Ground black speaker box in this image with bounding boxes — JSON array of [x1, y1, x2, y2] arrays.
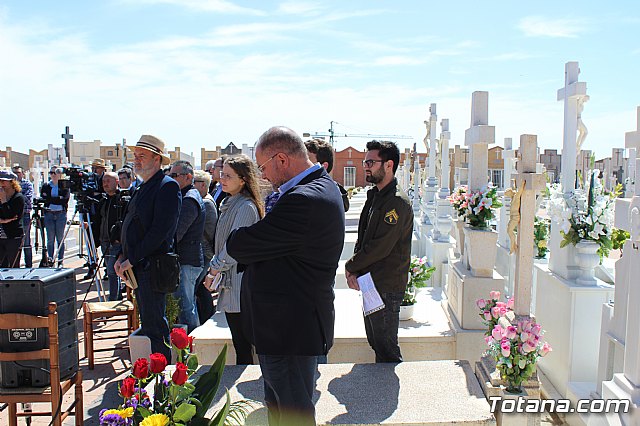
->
[[0, 268, 79, 387]]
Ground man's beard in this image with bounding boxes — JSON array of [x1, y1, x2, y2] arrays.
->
[[365, 167, 385, 184]]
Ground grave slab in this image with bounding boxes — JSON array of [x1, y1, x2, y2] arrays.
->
[[204, 360, 496, 425]]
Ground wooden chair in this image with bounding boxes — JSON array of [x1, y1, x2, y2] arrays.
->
[[0, 302, 83, 426], [83, 286, 138, 369]]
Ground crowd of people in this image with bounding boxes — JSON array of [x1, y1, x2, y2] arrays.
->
[[0, 128, 413, 426]]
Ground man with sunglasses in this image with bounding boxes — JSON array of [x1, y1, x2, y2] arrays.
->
[[206, 157, 227, 209], [169, 160, 206, 333], [345, 140, 413, 363], [227, 126, 345, 426]]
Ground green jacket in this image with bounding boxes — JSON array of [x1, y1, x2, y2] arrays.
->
[[345, 178, 413, 293]]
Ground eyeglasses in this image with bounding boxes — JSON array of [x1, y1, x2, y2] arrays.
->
[[257, 153, 280, 173], [169, 172, 187, 179], [194, 180, 205, 183], [219, 172, 240, 180], [362, 159, 386, 168]]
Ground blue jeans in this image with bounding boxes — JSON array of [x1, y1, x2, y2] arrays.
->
[[258, 354, 318, 426], [173, 264, 202, 333], [44, 211, 66, 262], [22, 213, 33, 267], [363, 291, 404, 363], [104, 243, 122, 301], [134, 262, 171, 361]]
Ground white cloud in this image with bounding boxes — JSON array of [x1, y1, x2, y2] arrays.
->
[[373, 55, 428, 66], [518, 15, 589, 38], [277, 1, 323, 16], [122, 0, 266, 15]]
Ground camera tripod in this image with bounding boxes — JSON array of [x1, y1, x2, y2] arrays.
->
[[54, 202, 106, 302], [32, 206, 52, 268]]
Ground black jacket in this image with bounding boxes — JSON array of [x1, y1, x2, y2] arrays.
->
[[120, 170, 181, 266], [0, 192, 25, 238], [345, 178, 413, 293], [40, 182, 70, 211], [227, 168, 345, 356]]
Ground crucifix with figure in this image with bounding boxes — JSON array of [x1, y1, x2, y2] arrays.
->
[[511, 134, 545, 317]]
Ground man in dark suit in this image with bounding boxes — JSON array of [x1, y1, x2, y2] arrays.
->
[[227, 126, 345, 426]]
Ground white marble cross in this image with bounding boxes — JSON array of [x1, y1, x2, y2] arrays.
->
[[512, 135, 546, 317], [502, 138, 516, 190], [439, 119, 451, 194], [557, 61, 588, 193], [427, 104, 438, 181], [625, 106, 640, 192], [464, 91, 495, 192]]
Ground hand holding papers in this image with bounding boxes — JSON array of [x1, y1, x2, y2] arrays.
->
[[123, 269, 138, 290], [357, 272, 385, 316]]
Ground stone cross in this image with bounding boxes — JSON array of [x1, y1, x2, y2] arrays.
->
[[439, 119, 451, 194], [512, 135, 546, 317], [61, 126, 73, 162], [626, 106, 640, 190], [413, 157, 422, 211], [557, 62, 588, 193], [502, 138, 516, 189], [464, 91, 495, 192], [403, 157, 411, 193], [427, 104, 438, 182]]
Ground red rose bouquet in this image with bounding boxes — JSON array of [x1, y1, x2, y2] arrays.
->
[[100, 327, 251, 425]]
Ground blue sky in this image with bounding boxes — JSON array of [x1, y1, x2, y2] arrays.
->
[[1, 0, 639, 164]]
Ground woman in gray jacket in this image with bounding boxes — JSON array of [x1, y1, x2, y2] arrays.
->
[[204, 154, 264, 364]]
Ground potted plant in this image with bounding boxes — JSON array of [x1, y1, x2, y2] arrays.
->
[[460, 186, 502, 277], [400, 256, 435, 321], [548, 173, 619, 284], [533, 216, 550, 259], [101, 329, 253, 425], [448, 185, 468, 256], [477, 291, 552, 394]]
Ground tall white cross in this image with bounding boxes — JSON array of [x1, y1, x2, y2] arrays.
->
[[464, 91, 495, 192], [502, 138, 516, 189], [428, 104, 438, 180], [439, 119, 451, 194], [512, 135, 546, 317], [625, 106, 640, 195], [557, 61, 588, 193]]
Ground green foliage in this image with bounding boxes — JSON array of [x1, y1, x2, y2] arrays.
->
[[403, 256, 435, 305], [533, 217, 550, 258], [612, 228, 630, 254], [166, 294, 181, 329]]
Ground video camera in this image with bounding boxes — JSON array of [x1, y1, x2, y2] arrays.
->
[[59, 166, 97, 195]]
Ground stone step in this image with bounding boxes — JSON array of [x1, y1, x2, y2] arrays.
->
[[204, 359, 495, 425], [191, 288, 455, 365]]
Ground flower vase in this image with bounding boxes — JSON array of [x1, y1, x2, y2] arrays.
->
[[399, 304, 415, 321], [575, 240, 600, 285], [504, 381, 523, 394], [463, 226, 498, 277]]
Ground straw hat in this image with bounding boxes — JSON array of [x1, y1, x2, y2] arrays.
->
[[134, 135, 172, 165], [90, 158, 107, 168]]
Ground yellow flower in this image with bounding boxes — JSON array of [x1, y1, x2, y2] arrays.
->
[[119, 407, 134, 418], [102, 407, 134, 419], [538, 240, 547, 249], [140, 413, 170, 426]]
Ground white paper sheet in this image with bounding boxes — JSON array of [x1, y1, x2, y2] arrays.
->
[[357, 272, 385, 316]]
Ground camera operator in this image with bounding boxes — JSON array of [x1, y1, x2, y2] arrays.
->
[[98, 172, 124, 301], [40, 167, 70, 267], [0, 170, 25, 268], [88, 158, 108, 250], [12, 165, 34, 267]]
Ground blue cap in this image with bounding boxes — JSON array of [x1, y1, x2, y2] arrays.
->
[[0, 170, 17, 181]]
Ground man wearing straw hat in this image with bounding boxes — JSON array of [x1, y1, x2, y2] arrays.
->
[[115, 135, 181, 360]]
